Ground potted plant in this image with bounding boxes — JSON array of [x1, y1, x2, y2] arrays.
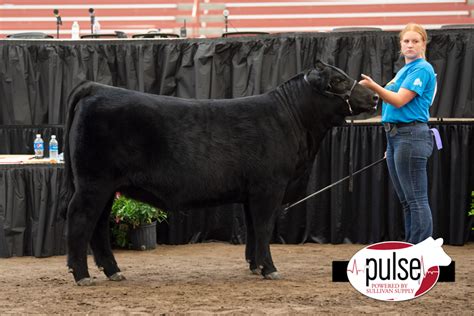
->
[[110, 193, 167, 250]]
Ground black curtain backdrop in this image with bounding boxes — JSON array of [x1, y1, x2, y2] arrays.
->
[[0, 164, 66, 257], [158, 123, 474, 247], [1, 123, 472, 257], [0, 29, 473, 126], [0, 30, 473, 257]]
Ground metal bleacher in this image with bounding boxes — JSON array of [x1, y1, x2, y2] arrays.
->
[[200, 0, 474, 36], [0, 0, 194, 38], [0, 0, 473, 38]]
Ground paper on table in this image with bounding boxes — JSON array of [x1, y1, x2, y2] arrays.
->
[[0, 155, 62, 164]]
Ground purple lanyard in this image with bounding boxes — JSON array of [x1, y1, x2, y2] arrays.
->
[[430, 128, 443, 150]]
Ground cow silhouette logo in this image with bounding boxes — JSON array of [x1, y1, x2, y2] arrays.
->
[[413, 78, 423, 87], [347, 237, 451, 301]]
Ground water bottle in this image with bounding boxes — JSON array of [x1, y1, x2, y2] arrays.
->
[[180, 19, 187, 38], [93, 19, 101, 34], [49, 135, 59, 161], [33, 134, 44, 159], [71, 21, 80, 39]]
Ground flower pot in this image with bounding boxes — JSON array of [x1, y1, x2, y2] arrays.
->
[[129, 221, 157, 250]]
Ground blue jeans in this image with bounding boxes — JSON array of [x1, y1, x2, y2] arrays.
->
[[385, 123, 433, 244]]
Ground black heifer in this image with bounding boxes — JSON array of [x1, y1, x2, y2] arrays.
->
[[62, 61, 378, 285]]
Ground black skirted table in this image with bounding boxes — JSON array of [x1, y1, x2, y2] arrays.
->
[[0, 159, 65, 258]]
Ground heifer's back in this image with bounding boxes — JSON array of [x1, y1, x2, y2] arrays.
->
[[62, 62, 378, 285], [64, 82, 303, 212]]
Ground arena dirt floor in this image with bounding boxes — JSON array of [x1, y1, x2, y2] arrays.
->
[[0, 242, 473, 314]]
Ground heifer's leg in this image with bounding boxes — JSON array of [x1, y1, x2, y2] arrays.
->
[[243, 203, 258, 274], [89, 196, 125, 282], [67, 188, 111, 285], [247, 192, 283, 280]]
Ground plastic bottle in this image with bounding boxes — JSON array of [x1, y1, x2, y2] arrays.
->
[[71, 21, 80, 39], [180, 19, 187, 38], [93, 19, 101, 34], [34, 134, 44, 159], [49, 135, 59, 161]]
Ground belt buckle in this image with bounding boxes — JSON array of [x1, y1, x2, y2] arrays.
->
[[383, 123, 398, 136]]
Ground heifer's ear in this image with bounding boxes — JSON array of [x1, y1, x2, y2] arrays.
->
[[306, 68, 330, 91]]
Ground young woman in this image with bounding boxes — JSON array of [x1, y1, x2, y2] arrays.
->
[[359, 23, 437, 244]]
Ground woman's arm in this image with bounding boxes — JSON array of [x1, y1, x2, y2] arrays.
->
[[359, 74, 416, 108]]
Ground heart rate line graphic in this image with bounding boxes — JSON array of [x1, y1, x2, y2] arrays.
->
[[346, 259, 364, 275]]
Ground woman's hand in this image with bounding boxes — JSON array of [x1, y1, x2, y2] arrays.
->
[[359, 73, 416, 108], [359, 74, 376, 89]]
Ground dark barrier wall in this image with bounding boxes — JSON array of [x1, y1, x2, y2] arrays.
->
[[159, 123, 474, 246], [0, 165, 66, 257], [1, 123, 472, 257], [0, 29, 473, 126], [1, 30, 473, 257]]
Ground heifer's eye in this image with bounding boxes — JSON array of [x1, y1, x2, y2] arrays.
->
[[330, 78, 344, 88]]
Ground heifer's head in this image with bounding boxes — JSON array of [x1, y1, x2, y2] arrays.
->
[[305, 61, 379, 116]]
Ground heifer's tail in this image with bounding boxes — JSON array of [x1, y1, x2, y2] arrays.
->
[[58, 81, 95, 219]]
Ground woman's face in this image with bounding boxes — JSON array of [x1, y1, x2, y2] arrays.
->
[[400, 31, 425, 60]]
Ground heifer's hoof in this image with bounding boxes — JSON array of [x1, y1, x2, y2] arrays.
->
[[250, 268, 261, 275], [263, 272, 281, 280], [76, 278, 95, 286], [108, 272, 126, 282]]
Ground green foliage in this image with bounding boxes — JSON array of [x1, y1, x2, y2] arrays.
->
[[111, 195, 167, 228], [110, 223, 130, 248], [110, 194, 167, 248]]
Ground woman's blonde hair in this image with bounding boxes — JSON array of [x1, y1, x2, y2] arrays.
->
[[399, 23, 428, 59]]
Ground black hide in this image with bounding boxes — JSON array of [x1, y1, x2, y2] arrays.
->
[[62, 61, 378, 284]]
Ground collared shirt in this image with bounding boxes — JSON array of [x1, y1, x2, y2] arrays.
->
[[381, 58, 436, 123]]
